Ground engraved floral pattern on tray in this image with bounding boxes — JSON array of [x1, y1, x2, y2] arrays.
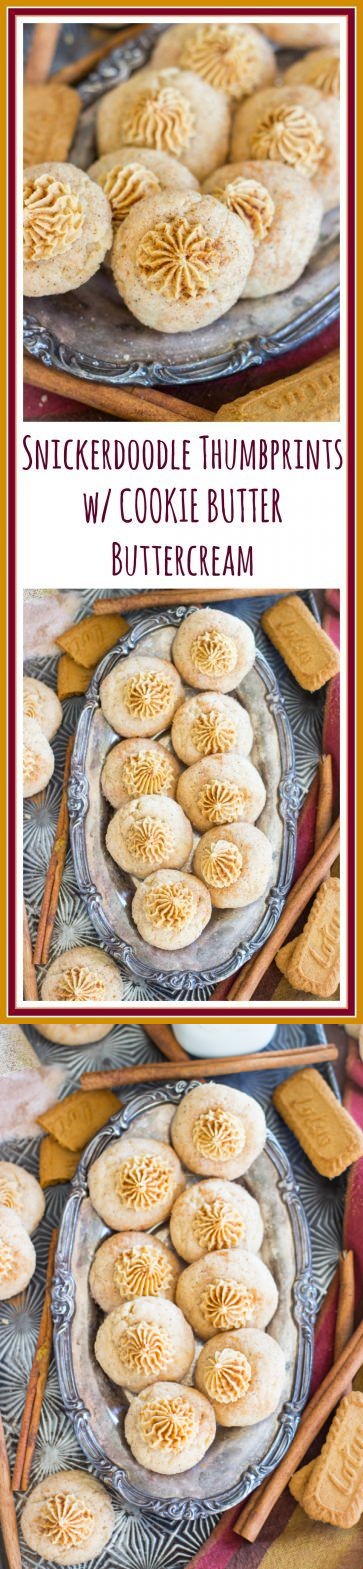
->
[[23, 26, 340, 388]]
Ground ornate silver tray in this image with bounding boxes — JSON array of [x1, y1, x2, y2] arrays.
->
[[52, 1079, 317, 1519], [23, 26, 340, 389], [69, 605, 298, 999]]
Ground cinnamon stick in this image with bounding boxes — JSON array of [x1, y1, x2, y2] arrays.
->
[[334, 1249, 355, 1379], [23, 356, 207, 424], [314, 754, 334, 852], [23, 900, 38, 1000], [24, 23, 61, 83], [234, 1320, 363, 1541], [12, 1228, 58, 1493], [92, 590, 290, 616], [81, 1042, 338, 1093], [219, 817, 340, 1002], [145, 1021, 188, 1062], [53, 24, 148, 85], [0, 1413, 22, 1569], [33, 737, 74, 967]]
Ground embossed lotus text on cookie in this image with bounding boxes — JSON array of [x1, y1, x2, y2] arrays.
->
[[273, 1068, 363, 1178], [302, 1393, 363, 1528], [261, 594, 340, 690], [286, 878, 340, 997]]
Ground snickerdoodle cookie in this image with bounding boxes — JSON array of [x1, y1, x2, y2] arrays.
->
[[193, 822, 273, 908], [40, 945, 123, 1004], [170, 1178, 263, 1262], [124, 1381, 216, 1474], [171, 691, 252, 765], [195, 1327, 285, 1425], [95, 1297, 195, 1393], [111, 190, 253, 333], [21, 1471, 114, 1565], [0, 1206, 36, 1300], [176, 1248, 278, 1339], [176, 756, 266, 834], [152, 23, 276, 102], [37, 1021, 112, 1046], [101, 737, 181, 807], [171, 1083, 266, 1179], [106, 794, 193, 878], [284, 48, 340, 99], [261, 21, 340, 48], [172, 608, 255, 691], [89, 1231, 182, 1313], [24, 162, 112, 296], [0, 1161, 45, 1235], [100, 654, 183, 738], [230, 85, 339, 213], [203, 161, 323, 295], [23, 676, 62, 741], [23, 716, 54, 798], [88, 1135, 185, 1231], [97, 67, 230, 182], [88, 146, 198, 253], [132, 869, 212, 950]]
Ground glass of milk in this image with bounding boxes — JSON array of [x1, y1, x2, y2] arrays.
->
[[173, 1023, 276, 1059]]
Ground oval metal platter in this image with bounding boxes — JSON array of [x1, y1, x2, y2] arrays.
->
[[23, 25, 340, 388], [69, 604, 298, 999], [52, 1080, 317, 1520]]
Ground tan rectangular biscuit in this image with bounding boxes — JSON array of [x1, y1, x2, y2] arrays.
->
[[273, 1068, 363, 1178], [39, 1135, 79, 1188], [261, 595, 340, 692], [24, 83, 81, 166], [57, 653, 96, 700], [215, 354, 340, 423], [289, 1460, 315, 1504], [38, 1088, 121, 1151], [302, 1392, 363, 1527], [56, 612, 128, 669], [287, 877, 340, 997], [275, 938, 297, 977]]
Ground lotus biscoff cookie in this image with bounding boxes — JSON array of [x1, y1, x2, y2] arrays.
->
[[273, 1068, 363, 1178], [302, 1392, 363, 1527], [261, 595, 340, 690], [24, 83, 81, 167], [286, 877, 340, 998]]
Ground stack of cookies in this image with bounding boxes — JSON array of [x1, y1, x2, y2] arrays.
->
[[88, 1081, 285, 1475], [98, 607, 273, 952], [23, 21, 340, 331]]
